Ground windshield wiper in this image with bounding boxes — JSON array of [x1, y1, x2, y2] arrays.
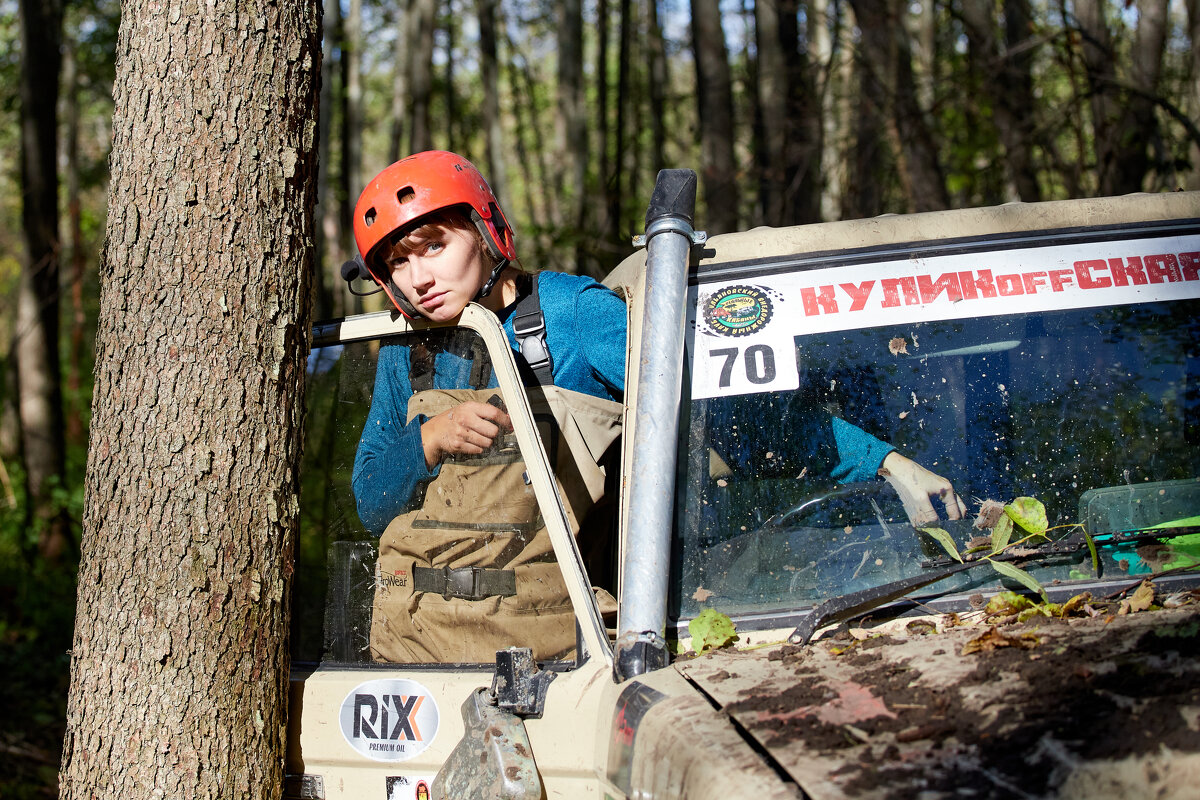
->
[[787, 524, 1200, 646]]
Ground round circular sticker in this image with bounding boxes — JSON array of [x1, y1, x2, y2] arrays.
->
[[703, 285, 774, 337], [339, 679, 440, 762]]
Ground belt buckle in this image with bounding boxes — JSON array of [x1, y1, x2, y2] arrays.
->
[[443, 566, 481, 601]]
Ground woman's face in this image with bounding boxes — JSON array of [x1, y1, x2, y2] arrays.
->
[[384, 223, 488, 322]]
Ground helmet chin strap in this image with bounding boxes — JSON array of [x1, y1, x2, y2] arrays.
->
[[474, 258, 509, 300]]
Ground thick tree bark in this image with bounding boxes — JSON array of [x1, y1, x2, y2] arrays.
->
[[691, 0, 740, 234], [16, 0, 68, 562], [58, 1, 320, 797], [849, 0, 948, 211]]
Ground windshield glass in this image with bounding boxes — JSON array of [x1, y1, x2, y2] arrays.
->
[[673, 256, 1200, 622]]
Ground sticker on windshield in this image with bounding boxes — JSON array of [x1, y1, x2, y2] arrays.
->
[[701, 284, 776, 337], [688, 234, 1200, 400], [340, 679, 440, 762]]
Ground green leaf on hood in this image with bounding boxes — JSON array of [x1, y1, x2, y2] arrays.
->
[[1005, 497, 1048, 535], [919, 527, 962, 563], [988, 558, 1047, 601], [688, 608, 738, 654]]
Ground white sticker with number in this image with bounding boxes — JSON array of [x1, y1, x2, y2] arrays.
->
[[688, 283, 799, 399]]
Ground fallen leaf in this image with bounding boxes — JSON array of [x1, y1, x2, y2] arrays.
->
[[962, 626, 1041, 655], [906, 619, 937, 636], [889, 337, 909, 355], [1005, 496, 1048, 535], [1119, 580, 1156, 615], [689, 608, 738, 654]]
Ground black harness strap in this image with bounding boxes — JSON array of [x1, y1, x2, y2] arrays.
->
[[512, 274, 555, 387]]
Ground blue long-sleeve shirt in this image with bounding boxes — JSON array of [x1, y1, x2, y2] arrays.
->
[[352, 271, 627, 535]]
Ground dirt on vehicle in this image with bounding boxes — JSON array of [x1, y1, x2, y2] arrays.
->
[[681, 592, 1200, 799]]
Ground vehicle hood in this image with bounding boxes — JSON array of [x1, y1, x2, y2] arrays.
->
[[675, 605, 1200, 800]]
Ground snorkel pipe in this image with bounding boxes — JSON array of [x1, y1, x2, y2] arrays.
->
[[615, 169, 703, 681]]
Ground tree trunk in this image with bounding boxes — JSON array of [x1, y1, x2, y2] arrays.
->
[[1075, 0, 1167, 195], [1188, 0, 1200, 190], [389, 0, 410, 162], [63, 26, 89, 447], [556, 0, 586, 268], [477, 0, 506, 203], [318, 0, 344, 317], [691, 0, 739, 234], [58, 1, 320, 798], [843, 35, 888, 219], [848, 0, 948, 211], [341, 0, 364, 316], [16, 0, 68, 562], [312, 0, 337, 321], [408, 0, 437, 154], [647, 0, 668, 174]]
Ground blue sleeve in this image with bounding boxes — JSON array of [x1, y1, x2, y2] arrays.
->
[[576, 280, 628, 394], [351, 344, 437, 536], [829, 416, 895, 484]]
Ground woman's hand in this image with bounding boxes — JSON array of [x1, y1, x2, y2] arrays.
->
[[878, 451, 967, 525], [420, 401, 512, 469]]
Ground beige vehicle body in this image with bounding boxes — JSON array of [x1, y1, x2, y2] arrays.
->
[[286, 189, 1200, 800]]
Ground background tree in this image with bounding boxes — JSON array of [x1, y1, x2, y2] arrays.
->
[[16, 0, 68, 562], [57, 1, 320, 797]]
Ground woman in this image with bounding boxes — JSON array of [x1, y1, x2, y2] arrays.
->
[[349, 151, 964, 663]]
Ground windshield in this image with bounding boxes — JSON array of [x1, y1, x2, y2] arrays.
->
[[672, 261, 1200, 622]]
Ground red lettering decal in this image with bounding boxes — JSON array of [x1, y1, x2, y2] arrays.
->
[[917, 273, 962, 304], [880, 277, 919, 308], [1022, 272, 1049, 294], [838, 281, 875, 311], [1181, 252, 1200, 281], [958, 270, 997, 300], [996, 274, 1024, 296], [1111, 256, 1147, 287], [1048, 269, 1074, 291], [801, 285, 838, 315], [1074, 260, 1111, 289], [1144, 254, 1181, 284]]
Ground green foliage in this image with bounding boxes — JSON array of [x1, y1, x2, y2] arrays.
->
[[1005, 497, 1048, 537], [919, 526, 962, 563], [688, 608, 738, 654]]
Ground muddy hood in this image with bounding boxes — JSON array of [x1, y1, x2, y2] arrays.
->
[[676, 607, 1200, 799]]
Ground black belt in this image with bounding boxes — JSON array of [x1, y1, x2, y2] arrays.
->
[[413, 565, 517, 601]]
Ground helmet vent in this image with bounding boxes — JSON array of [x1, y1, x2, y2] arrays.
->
[[363, 208, 376, 228], [397, 187, 416, 205]]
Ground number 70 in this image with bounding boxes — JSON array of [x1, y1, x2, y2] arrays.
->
[[710, 345, 777, 388]]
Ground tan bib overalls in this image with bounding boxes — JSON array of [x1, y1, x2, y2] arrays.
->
[[370, 386, 622, 663]]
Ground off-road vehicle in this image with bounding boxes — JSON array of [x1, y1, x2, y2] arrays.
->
[[286, 176, 1200, 800]]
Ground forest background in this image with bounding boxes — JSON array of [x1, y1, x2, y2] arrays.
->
[[1, 0, 1198, 795]]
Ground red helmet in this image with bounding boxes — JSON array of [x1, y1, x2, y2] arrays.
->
[[353, 151, 516, 282]]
